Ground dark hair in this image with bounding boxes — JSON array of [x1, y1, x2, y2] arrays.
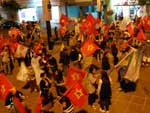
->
[[89, 64, 99, 73], [101, 71, 110, 83], [59, 96, 71, 109]]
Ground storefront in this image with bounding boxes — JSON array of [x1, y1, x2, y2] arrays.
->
[[112, 0, 146, 20]]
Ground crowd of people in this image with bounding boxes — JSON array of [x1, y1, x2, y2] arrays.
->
[[0, 13, 150, 113]]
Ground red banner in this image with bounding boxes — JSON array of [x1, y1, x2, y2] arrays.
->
[[60, 14, 68, 26], [81, 39, 99, 56], [87, 13, 96, 25], [137, 29, 146, 41], [34, 96, 44, 113], [59, 26, 66, 36], [13, 97, 27, 113], [0, 73, 27, 113], [65, 66, 86, 87], [0, 73, 14, 100], [126, 22, 134, 36], [143, 16, 150, 30], [64, 82, 87, 108]]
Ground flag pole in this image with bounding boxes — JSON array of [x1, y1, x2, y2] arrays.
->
[[108, 46, 135, 75], [114, 47, 134, 68]]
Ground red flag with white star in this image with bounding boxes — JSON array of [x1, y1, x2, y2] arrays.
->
[[65, 66, 86, 87], [0, 73, 27, 113], [81, 39, 99, 56], [0, 73, 14, 100], [64, 82, 88, 108]]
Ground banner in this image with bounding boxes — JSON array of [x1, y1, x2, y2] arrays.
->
[[65, 66, 86, 87], [81, 39, 99, 56], [60, 14, 68, 26], [64, 82, 88, 108], [124, 48, 143, 82], [137, 29, 146, 41], [59, 26, 66, 37], [34, 96, 44, 113], [126, 22, 134, 36], [143, 16, 150, 30], [13, 97, 27, 113], [0, 73, 14, 100], [0, 73, 27, 113]]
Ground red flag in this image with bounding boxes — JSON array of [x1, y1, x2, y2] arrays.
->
[[81, 39, 99, 56], [64, 82, 88, 108], [0, 73, 14, 100], [59, 26, 66, 36], [65, 66, 86, 87], [0, 73, 27, 113], [87, 13, 96, 24], [0, 38, 9, 49], [143, 16, 150, 30], [13, 97, 27, 113], [137, 29, 146, 41], [8, 27, 20, 39], [9, 41, 19, 54], [80, 19, 93, 36], [137, 17, 143, 29], [34, 96, 44, 113], [126, 22, 134, 36], [60, 14, 68, 26], [80, 19, 87, 34]]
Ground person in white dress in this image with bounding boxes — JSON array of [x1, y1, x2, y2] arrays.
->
[[31, 53, 44, 85]]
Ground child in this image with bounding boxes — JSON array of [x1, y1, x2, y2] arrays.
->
[[97, 71, 112, 113]]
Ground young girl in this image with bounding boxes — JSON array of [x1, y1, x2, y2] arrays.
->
[[85, 64, 99, 109], [97, 71, 112, 113]]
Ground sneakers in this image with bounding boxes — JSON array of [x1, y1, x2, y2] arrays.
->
[[99, 108, 105, 113]]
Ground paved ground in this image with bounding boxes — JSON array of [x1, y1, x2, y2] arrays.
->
[[0, 43, 150, 113]]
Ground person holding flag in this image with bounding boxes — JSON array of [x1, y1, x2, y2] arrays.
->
[[39, 72, 54, 113], [5, 88, 31, 113], [0, 73, 31, 113], [59, 96, 74, 113]]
